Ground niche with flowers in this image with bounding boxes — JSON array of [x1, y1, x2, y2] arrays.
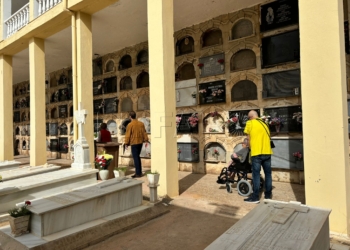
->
[[204, 142, 226, 162], [198, 80, 226, 105], [176, 113, 199, 134], [59, 137, 69, 153], [263, 106, 302, 133], [203, 112, 225, 133], [177, 137, 199, 162], [227, 109, 260, 136], [198, 53, 225, 78]]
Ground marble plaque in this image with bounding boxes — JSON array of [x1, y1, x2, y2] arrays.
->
[[107, 120, 117, 135], [176, 113, 198, 134], [137, 95, 150, 111], [49, 123, 58, 136], [264, 105, 302, 132], [138, 117, 151, 134], [199, 53, 225, 77], [199, 80, 226, 104], [271, 139, 303, 170], [59, 105, 68, 118], [104, 98, 118, 114], [177, 143, 199, 162], [59, 137, 68, 153]]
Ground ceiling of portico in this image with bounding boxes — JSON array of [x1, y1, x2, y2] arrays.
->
[[12, 0, 266, 84]]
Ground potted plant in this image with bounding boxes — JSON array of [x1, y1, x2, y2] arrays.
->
[[95, 152, 113, 180], [146, 170, 160, 185], [114, 166, 127, 179], [8, 200, 32, 237]]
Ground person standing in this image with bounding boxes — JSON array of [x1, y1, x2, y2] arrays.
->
[[97, 123, 112, 143], [243, 110, 273, 203], [124, 111, 149, 178]]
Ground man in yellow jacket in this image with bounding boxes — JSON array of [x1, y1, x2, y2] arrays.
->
[[125, 111, 149, 178], [243, 110, 273, 203]]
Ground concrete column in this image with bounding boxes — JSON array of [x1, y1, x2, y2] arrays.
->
[[75, 11, 94, 164], [147, 0, 179, 197], [29, 37, 46, 166], [299, 0, 350, 235], [0, 55, 13, 160]]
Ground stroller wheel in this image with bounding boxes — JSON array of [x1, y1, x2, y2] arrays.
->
[[226, 182, 232, 193], [237, 179, 252, 197]]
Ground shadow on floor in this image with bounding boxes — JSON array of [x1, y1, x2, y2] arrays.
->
[[179, 173, 206, 194]]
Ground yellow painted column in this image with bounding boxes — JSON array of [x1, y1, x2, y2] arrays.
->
[[147, 0, 179, 197], [29, 37, 46, 166], [75, 11, 94, 164], [300, 0, 350, 235], [0, 55, 13, 160]]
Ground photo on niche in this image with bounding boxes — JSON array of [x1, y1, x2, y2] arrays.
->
[[198, 80, 226, 105], [227, 109, 260, 136]]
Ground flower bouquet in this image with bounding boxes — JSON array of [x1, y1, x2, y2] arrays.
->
[[95, 152, 113, 180], [293, 151, 303, 161], [225, 117, 238, 127], [213, 148, 219, 159], [177, 147, 181, 154], [217, 59, 225, 64], [197, 63, 204, 68], [269, 117, 282, 132], [191, 145, 198, 155], [176, 116, 182, 126], [187, 113, 199, 127]]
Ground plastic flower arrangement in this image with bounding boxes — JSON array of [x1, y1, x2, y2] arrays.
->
[[176, 116, 182, 126], [187, 113, 199, 127], [269, 117, 282, 126], [95, 153, 113, 170], [199, 89, 206, 94], [210, 111, 219, 117], [217, 59, 225, 64], [63, 144, 68, 149], [213, 149, 220, 156], [293, 151, 303, 161], [177, 147, 181, 154], [211, 89, 224, 97], [197, 63, 204, 68], [292, 112, 302, 124], [226, 117, 238, 127], [260, 114, 271, 124], [191, 145, 198, 155], [8, 201, 31, 218]]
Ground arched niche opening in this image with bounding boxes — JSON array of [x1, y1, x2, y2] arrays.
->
[[120, 76, 133, 91], [231, 80, 257, 102], [176, 63, 195, 81], [120, 97, 133, 113], [176, 36, 194, 56], [119, 55, 132, 70], [107, 120, 117, 135], [22, 140, 27, 150], [202, 28, 222, 48], [15, 127, 20, 135], [203, 112, 225, 133], [59, 123, 68, 135], [231, 19, 253, 40], [15, 139, 20, 155], [230, 49, 256, 71], [69, 106, 73, 117], [136, 50, 148, 65], [137, 94, 150, 111], [106, 60, 115, 72], [119, 118, 131, 135], [136, 72, 149, 88], [51, 108, 58, 119], [204, 142, 226, 162]]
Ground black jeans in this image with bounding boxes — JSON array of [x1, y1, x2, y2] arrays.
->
[[131, 144, 143, 175]]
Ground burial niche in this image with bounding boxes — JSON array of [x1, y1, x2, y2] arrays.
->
[[231, 19, 253, 40], [26, 125, 30, 136], [137, 72, 149, 88], [107, 120, 117, 135], [21, 112, 27, 122], [202, 28, 222, 48], [177, 137, 199, 163], [50, 139, 58, 152], [104, 76, 117, 93], [230, 49, 256, 71], [51, 108, 58, 119], [137, 94, 150, 111], [93, 59, 103, 76], [106, 60, 115, 72], [204, 142, 226, 162], [228, 109, 260, 136], [121, 97, 133, 113], [15, 127, 20, 135], [59, 123, 68, 135], [176, 63, 195, 81], [176, 113, 199, 134], [51, 90, 59, 102], [203, 112, 225, 133], [59, 137, 69, 153], [22, 140, 26, 150], [119, 55, 132, 70], [119, 118, 131, 135], [70, 123, 74, 135], [231, 80, 257, 102], [137, 50, 148, 65], [15, 140, 19, 155], [120, 76, 133, 91], [69, 106, 73, 117], [176, 36, 194, 56]]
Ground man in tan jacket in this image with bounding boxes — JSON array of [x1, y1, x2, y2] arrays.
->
[[124, 111, 149, 178]]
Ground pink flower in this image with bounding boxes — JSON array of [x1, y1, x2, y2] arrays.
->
[[25, 201, 31, 206]]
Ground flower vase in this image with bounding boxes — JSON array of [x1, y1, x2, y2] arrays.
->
[[9, 215, 30, 237], [147, 173, 160, 185], [275, 125, 281, 132], [99, 169, 109, 180]]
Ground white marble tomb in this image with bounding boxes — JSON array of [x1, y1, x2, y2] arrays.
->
[[0, 160, 21, 171], [0, 164, 61, 181]]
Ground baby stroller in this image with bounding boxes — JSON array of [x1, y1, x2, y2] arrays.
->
[[216, 155, 264, 196]]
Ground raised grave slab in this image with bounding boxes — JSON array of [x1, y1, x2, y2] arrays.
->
[[25, 178, 142, 237], [0, 165, 61, 181], [0, 160, 21, 171], [205, 200, 331, 250], [0, 168, 98, 213]]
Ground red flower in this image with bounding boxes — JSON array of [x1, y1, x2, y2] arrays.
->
[[25, 201, 31, 206], [197, 63, 204, 68], [217, 59, 224, 64]]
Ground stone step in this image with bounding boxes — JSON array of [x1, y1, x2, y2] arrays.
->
[[0, 168, 98, 213], [0, 164, 61, 181], [25, 178, 143, 237], [0, 160, 21, 171]]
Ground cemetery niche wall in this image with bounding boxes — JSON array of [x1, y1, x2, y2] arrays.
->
[[271, 138, 304, 170], [261, 29, 300, 67], [198, 53, 225, 77], [59, 105, 68, 118], [177, 142, 199, 162], [175, 78, 197, 107], [260, 0, 299, 32], [176, 113, 198, 134], [264, 106, 302, 133], [204, 142, 226, 163], [228, 109, 260, 135], [262, 69, 301, 98], [199, 80, 226, 105], [203, 112, 225, 133]]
